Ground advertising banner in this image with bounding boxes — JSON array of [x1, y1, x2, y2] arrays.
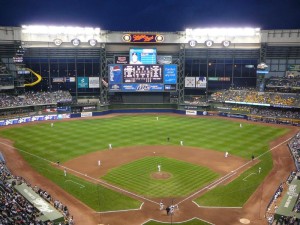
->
[[81, 112, 93, 117], [186, 110, 197, 116], [195, 77, 207, 88], [157, 55, 172, 64], [77, 77, 88, 88], [185, 77, 195, 88], [164, 65, 177, 84], [89, 77, 100, 88], [109, 65, 123, 84], [114, 56, 129, 64]]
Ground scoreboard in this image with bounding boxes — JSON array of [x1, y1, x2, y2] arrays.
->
[[123, 65, 162, 83], [109, 64, 177, 92]]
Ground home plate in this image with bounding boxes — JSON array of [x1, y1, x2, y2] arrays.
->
[[239, 218, 250, 224]]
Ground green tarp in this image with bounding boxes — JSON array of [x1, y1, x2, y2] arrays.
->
[[275, 179, 300, 219], [14, 183, 64, 223]]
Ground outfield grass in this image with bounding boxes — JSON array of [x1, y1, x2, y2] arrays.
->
[[0, 115, 289, 210], [102, 156, 219, 197], [143, 218, 212, 225]]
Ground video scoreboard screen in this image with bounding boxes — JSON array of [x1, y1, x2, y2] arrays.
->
[[123, 65, 162, 83], [109, 64, 177, 92], [129, 48, 157, 64]]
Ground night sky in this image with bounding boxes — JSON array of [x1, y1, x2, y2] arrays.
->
[[1, 0, 300, 31]]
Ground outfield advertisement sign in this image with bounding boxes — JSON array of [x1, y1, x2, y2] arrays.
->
[[0, 114, 72, 126], [108, 64, 177, 92], [186, 110, 197, 116], [81, 112, 93, 117]]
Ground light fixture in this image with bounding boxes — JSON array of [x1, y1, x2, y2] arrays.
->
[[71, 38, 80, 46], [88, 39, 97, 46], [22, 25, 100, 35], [54, 39, 63, 46], [155, 35, 164, 42], [186, 27, 260, 36], [188, 40, 197, 47], [222, 40, 231, 47], [205, 40, 213, 47]]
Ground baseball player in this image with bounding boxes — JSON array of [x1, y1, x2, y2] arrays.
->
[[98, 160, 101, 166], [109, 144, 112, 149], [225, 152, 229, 157], [180, 140, 183, 146], [158, 164, 161, 172], [159, 200, 164, 210]]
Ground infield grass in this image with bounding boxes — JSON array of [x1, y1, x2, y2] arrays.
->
[[102, 156, 219, 197], [0, 115, 289, 210]]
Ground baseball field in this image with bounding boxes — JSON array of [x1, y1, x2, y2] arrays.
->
[[0, 114, 292, 224]]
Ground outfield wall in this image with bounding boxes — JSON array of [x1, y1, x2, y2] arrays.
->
[[2, 108, 300, 127]]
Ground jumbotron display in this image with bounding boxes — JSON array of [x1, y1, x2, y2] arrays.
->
[[129, 48, 157, 64], [109, 64, 177, 92]]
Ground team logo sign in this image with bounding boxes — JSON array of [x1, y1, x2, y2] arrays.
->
[[122, 34, 164, 43]]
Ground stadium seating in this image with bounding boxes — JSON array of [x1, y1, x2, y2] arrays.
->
[[0, 91, 72, 108], [0, 161, 74, 225]]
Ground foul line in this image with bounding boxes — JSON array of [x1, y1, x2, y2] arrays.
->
[[177, 136, 294, 206], [96, 202, 144, 214], [65, 180, 85, 188], [192, 201, 242, 209], [242, 173, 256, 181]]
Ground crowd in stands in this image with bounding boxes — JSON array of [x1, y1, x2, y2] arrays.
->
[[0, 91, 72, 108], [265, 75, 300, 90], [210, 87, 300, 106], [0, 160, 74, 225], [250, 108, 300, 120], [289, 133, 300, 170]]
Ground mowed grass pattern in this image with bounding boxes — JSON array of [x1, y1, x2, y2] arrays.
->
[[0, 115, 289, 209], [0, 115, 287, 163], [102, 156, 219, 197]]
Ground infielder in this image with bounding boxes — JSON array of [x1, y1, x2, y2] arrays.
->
[[225, 152, 229, 157], [109, 144, 112, 149]]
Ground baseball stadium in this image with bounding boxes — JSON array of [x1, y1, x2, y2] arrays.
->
[[0, 26, 300, 225]]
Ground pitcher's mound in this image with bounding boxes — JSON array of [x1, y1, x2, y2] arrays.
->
[[151, 172, 172, 180]]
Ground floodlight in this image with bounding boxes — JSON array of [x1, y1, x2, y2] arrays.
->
[[71, 38, 80, 46], [88, 39, 97, 46], [205, 40, 213, 47], [188, 40, 197, 47]]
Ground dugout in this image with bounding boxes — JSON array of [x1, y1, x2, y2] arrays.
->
[[274, 179, 300, 221]]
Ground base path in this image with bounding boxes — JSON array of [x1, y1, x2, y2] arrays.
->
[[0, 115, 298, 225]]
